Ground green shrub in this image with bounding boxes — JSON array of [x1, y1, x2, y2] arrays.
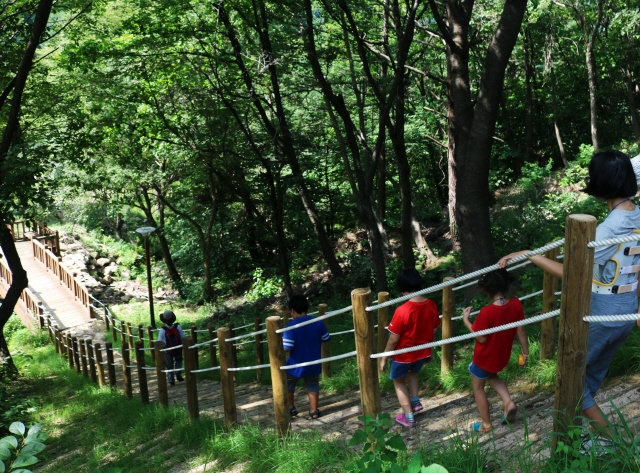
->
[[0, 422, 48, 473]]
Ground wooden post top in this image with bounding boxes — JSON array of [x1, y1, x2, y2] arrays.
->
[[318, 303, 327, 311], [218, 326, 230, 334], [377, 291, 389, 298], [567, 214, 597, 223], [266, 315, 281, 323], [351, 288, 371, 296]]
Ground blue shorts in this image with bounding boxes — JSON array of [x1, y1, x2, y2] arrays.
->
[[287, 374, 320, 393], [389, 357, 430, 380], [468, 361, 494, 380]]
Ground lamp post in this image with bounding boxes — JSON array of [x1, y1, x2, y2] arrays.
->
[[136, 226, 157, 328]]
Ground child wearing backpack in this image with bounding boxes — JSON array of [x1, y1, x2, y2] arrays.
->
[[378, 268, 440, 427], [158, 310, 185, 386], [462, 269, 529, 433]]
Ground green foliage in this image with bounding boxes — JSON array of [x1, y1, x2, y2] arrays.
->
[[347, 414, 447, 473], [0, 422, 48, 473], [244, 268, 283, 301]]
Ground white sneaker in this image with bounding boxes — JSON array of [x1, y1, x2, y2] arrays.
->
[[580, 437, 614, 456]]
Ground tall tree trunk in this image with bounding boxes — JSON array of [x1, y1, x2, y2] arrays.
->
[[431, 0, 527, 273], [551, 62, 568, 167], [446, 40, 460, 252], [524, 22, 534, 163], [0, 0, 54, 378], [586, 40, 599, 150]]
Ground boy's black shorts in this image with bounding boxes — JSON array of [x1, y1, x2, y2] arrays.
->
[[287, 373, 320, 393]]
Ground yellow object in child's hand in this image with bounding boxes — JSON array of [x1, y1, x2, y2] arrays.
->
[[518, 354, 526, 367]]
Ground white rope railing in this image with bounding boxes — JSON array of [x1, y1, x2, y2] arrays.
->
[[190, 366, 221, 373], [162, 367, 183, 373], [372, 309, 560, 359], [228, 363, 270, 372], [189, 338, 219, 349], [276, 305, 353, 333], [368, 240, 565, 312], [584, 313, 640, 322], [160, 345, 183, 352], [225, 329, 266, 342], [453, 260, 533, 292], [588, 234, 640, 248], [280, 351, 357, 370]]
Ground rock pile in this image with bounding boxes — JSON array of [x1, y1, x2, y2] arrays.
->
[[58, 231, 176, 305]]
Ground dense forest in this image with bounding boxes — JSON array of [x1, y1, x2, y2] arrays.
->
[[2, 0, 640, 307]]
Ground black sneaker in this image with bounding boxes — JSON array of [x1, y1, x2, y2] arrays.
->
[[176, 375, 184, 382], [169, 381, 175, 386]]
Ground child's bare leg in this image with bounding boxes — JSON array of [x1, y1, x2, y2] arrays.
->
[[308, 391, 319, 413], [288, 392, 295, 408], [407, 371, 419, 399], [393, 376, 412, 414], [472, 375, 491, 429], [487, 374, 515, 413]]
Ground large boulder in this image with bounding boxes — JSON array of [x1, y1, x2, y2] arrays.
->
[[96, 257, 111, 267], [104, 264, 118, 277]]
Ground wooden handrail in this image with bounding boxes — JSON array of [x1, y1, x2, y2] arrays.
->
[[0, 256, 43, 327]]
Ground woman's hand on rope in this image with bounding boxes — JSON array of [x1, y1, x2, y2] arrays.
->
[[498, 250, 531, 268]]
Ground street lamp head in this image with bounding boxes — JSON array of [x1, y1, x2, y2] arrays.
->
[[136, 226, 156, 239]]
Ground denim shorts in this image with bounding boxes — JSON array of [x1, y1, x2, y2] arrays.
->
[[287, 374, 320, 393], [583, 321, 635, 410], [389, 357, 430, 380], [468, 361, 494, 380]]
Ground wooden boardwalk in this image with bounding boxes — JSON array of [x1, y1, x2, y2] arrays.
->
[[15, 241, 91, 330]]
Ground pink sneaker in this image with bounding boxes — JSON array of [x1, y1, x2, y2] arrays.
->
[[412, 402, 423, 413], [395, 414, 412, 427]]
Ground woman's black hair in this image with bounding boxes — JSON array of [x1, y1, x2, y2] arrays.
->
[[396, 268, 423, 293], [583, 150, 638, 199], [288, 294, 309, 314], [477, 269, 514, 298]]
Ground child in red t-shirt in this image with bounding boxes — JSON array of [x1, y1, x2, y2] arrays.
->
[[379, 268, 440, 427], [462, 268, 529, 433]]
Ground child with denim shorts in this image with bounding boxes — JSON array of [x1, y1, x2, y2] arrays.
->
[[283, 294, 330, 419], [462, 269, 528, 433], [379, 268, 440, 427]]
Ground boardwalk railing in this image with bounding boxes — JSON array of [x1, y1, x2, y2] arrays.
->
[[31, 238, 94, 318], [7, 221, 60, 255], [15, 214, 640, 449], [0, 256, 46, 329]]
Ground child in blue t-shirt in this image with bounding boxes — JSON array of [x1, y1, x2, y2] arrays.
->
[[158, 310, 185, 386], [283, 294, 330, 419]]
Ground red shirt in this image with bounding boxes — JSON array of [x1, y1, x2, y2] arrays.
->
[[388, 299, 440, 363], [472, 298, 524, 373]]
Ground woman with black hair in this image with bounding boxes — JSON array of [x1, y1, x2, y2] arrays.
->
[[499, 150, 640, 437], [462, 269, 529, 432]]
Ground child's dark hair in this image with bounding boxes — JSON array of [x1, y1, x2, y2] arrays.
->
[[396, 268, 423, 293], [583, 150, 637, 199], [288, 294, 309, 314], [477, 269, 514, 297]]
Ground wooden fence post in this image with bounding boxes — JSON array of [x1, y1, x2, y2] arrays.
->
[[37, 303, 44, 329], [319, 304, 331, 379], [183, 336, 199, 421], [138, 324, 144, 346], [552, 214, 595, 449], [104, 308, 110, 331], [120, 320, 127, 347], [106, 342, 117, 389], [66, 333, 74, 370], [541, 245, 561, 360], [147, 326, 154, 349], [208, 324, 217, 369], [376, 293, 389, 375], [72, 337, 80, 374], [53, 325, 60, 354], [352, 288, 381, 418], [127, 323, 134, 349], [135, 341, 149, 404], [228, 323, 238, 372], [110, 312, 117, 342], [95, 342, 105, 388], [191, 324, 199, 369], [122, 341, 132, 399], [266, 316, 290, 437], [441, 277, 455, 373], [255, 318, 264, 382], [47, 316, 52, 342], [217, 327, 237, 429], [154, 341, 169, 408], [79, 339, 89, 378], [87, 340, 98, 384]]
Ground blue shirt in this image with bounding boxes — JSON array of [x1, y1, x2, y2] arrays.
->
[[283, 315, 330, 378]]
